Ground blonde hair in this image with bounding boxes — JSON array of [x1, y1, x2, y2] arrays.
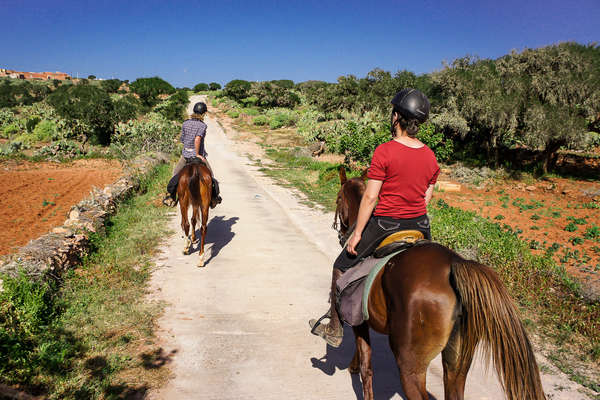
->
[[190, 113, 205, 121]]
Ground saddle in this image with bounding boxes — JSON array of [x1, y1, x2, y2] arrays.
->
[[335, 230, 426, 326]]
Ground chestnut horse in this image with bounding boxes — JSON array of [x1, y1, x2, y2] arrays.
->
[[177, 161, 212, 267], [333, 167, 545, 400]]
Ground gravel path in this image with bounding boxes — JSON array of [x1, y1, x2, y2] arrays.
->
[[148, 96, 590, 399]]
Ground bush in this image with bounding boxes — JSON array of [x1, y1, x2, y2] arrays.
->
[[26, 116, 41, 133], [113, 94, 142, 122], [227, 110, 240, 119], [100, 79, 122, 93], [34, 140, 83, 159], [242, 107, 260, 116], [129, 76, 175, 107], [266, 108, 298, 130], [32, 120, 57, 142], [112, 112, 179, 157], [2, 123, 20, 138], [253, 115, 268, 126], [47, 84, 115, 145], [223, 79, 252, 101], [193, 83, 209, 92], [209, 82, 221, 91], [416, 123, 454, 162], [0, 108, 16, 127]]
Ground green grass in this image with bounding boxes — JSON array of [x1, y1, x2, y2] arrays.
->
[[0, 163, 172, 399]]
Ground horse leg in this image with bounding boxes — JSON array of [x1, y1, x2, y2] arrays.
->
[[353, 323, 374, 400], [441, 324, 473, 400], [191, 206, 198, 243], [349, 349, 360, 374], [180, 197, 192, 255], [197, 195, 210, 267], [388, 322, 430, 399]]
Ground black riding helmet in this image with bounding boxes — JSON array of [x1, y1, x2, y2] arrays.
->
[[390, 89, 430, 135], [193, 102, 207, 115]]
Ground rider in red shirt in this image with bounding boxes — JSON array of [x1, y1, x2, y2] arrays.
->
[[310, 89, 439, 347]]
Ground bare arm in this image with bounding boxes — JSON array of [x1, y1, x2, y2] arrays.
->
[[194, 136, 202, 157], [346, 179, 383, 255], [425, 183, 435, 206]]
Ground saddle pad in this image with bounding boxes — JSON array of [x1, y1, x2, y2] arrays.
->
[[362, 251, 402, 322], [336, 250, 403, 326]]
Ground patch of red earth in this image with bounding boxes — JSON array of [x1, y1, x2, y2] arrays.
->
[[436, 174, 600, 286], [0, 159, 122, 256]]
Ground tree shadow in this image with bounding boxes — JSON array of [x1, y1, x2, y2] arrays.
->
[[140, 348, 177, 370], [310, 326, 437, 400], [190, 215, 238, 263]]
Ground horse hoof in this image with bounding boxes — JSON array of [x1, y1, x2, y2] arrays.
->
[[197, 259, 204, 268]]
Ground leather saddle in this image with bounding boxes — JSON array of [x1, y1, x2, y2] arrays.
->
[[373, 230, 425, 258]]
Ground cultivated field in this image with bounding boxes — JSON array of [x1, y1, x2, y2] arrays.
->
[[0, 159, 122, 255]]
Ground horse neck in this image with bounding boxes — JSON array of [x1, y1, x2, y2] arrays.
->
[[346, 181, 365, 228]]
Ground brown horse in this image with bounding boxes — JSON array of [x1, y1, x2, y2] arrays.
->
[[333, 167, 545, 400], [177, 161, 212, 267]]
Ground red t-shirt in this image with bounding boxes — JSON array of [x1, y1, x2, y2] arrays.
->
[[368, 140, 440, 219]]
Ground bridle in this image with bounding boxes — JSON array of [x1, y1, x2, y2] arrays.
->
[[333, 191, 355, 248]]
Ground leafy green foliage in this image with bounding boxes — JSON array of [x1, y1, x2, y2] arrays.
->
[[208, 82, 221, 91], [249, 82, 300, 108], [253, 115, 268, 126], [32, 120, 57, 142], [227, 110, 240, 118], [223, 79, 252, 101], [47, 84, 115, 145], [100, 79, 122, 93], [154, 90, 189, 121], [112, 112, 179, 157], [193, 83, 209, 92], [416, 123, 454, 161], [129, 76, 175, 107], [112, 94, 142, 123]]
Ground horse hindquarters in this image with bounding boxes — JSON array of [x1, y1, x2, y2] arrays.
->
[[380, 253, 458, 400], [450, 260, 546, 400]]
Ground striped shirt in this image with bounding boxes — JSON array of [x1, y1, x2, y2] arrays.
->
[[181, 119, 207, 158]]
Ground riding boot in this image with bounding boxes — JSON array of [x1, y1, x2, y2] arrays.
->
[[162, 175, 179, 207], [210, 177, 222, 209], [309, 268, 344, 347]]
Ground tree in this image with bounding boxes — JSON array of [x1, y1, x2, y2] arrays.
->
[[193, 83, 209, 92], [47, 84, 115, 145], [129, 76, 176, 107], [88, 75, 96, 80], [209, 82, 221, 91], [249, 82, 300, 108], [223, 79, 252, 100], [100, 79, 122, 93]]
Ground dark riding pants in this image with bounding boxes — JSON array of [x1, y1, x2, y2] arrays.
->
[[333, 214, 431, 273]]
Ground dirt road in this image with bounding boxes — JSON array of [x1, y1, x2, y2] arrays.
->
[[149, 96, 589, 399]]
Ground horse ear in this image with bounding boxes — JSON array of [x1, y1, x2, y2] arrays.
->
[[339, 165, 347, 185], [360, 168, 368, 181]]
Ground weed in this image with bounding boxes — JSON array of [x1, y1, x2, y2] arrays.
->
[[494, 214, 505, 220], [531, 225, 540, 230], [530, 214, 541, 220], [571, 237, 584, 245], [42, 199, 55, 207], [565, 222, 578, 232], [567, 216, 587, 225], [584, 225, 600, 240]]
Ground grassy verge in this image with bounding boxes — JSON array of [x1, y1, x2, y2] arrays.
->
[[254, 146, 600, 396], [0, 163, 172, 399]]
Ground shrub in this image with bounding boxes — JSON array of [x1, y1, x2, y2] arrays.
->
[[209, 82, 221, 91], [26, 116, 41, 133], [2, 123, 20, 138], [129, 76, 175, 107], [0, 108, 16, 127], [223, 79, 252, 101], [227, 110, 240, 119], [113, 94, 142, 122], [266, 108, 298, 129], [100, 79, 122, 93], [253, 115, 268, 126], [242, 108, 260, 116], [34, 140, 83, 159], [297, 109, 326, 141], [416, 123, 454, 162], [32, 120, 57, 142], [193, 83, 209, 92], [48, 84, 115, 145], [112, 112, 179, 157]]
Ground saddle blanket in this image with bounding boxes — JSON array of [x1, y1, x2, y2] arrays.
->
[[335, 250, 402, 326]]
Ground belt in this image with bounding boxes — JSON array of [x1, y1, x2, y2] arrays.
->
[[184, 148, 195, 152]]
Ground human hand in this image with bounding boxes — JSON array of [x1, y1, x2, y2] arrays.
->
[[346, 232, 361, 255]]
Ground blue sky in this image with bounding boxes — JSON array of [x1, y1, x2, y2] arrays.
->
[[2, 0, 599, 88]]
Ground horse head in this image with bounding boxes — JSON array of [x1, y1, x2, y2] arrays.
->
[[333, 166, 367, 247]]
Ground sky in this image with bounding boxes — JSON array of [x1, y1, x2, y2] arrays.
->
[[2, 0, 599, 88]]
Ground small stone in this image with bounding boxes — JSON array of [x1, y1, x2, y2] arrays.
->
[[525, 185, 536, 191], [69, 209, 80, 220]]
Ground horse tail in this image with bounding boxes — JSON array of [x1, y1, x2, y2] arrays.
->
[[188, 164, 206, 206], [451, 260, 546, 400]]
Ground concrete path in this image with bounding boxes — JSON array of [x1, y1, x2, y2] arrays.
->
[[148, 96, 588, 399]]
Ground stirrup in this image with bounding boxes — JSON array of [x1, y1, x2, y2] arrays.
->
[[162, 195, 177, 207], [309, 310, 332, 335]]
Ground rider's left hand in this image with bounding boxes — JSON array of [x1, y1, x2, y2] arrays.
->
[[347, 232, 361, 255]]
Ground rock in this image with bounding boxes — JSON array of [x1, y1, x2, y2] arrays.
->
[[52, 227, 73, 236], [525, 185, 536, 191], [435, 181, 461, 192], [69, 208, 80, 220]]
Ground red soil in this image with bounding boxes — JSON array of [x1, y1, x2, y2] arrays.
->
[[0, 159, 122, 255], [436, 173, 600, 285]]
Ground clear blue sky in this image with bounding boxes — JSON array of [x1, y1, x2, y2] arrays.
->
[[2, 0, 599, 88]]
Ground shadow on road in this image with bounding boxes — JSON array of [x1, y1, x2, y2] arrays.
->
[[191, 215, 239, 264], [311, 326, 437, 400]]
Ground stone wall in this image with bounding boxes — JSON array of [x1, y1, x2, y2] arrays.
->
[[0, 153, 168, 283]]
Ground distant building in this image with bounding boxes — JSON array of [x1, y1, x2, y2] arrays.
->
[[0, 68, 71, 81]]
